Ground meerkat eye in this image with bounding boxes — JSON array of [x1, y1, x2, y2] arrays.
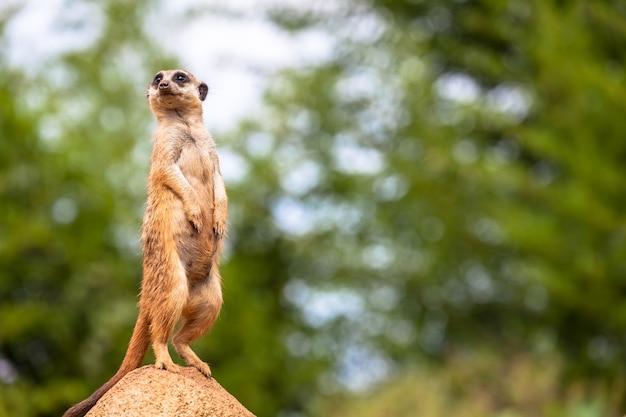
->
[[153, 74, 163, 85], [175, 73, 188, 82]]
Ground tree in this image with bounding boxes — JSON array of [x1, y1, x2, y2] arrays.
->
[[0, 1, 176, 414], [242, 0, 626, 405], [2, 0, 626, 416], [1, 1, 322, 415]]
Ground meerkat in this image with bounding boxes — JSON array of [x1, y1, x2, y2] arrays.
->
[[63, 69, 227, 417]]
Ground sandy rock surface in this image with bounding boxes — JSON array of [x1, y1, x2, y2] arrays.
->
[[85, 366, 255, 417]]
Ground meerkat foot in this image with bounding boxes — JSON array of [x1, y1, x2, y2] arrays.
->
[[193, 361, 212, 378], [174, 342, 213, 378], [155, 358, 179, 373], [153, 342, 179, 373]]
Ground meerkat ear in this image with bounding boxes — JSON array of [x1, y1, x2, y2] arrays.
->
[[198, 83, 208, 101]]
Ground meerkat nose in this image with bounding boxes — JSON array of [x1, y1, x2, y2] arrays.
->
[[159, 81, 170, 89]]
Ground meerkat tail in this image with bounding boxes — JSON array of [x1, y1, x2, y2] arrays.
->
[[62, 313, 151, 417]]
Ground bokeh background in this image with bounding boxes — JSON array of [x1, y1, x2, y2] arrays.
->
[[1, 0, 626, 416]]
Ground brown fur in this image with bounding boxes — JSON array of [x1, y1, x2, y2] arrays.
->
[[63, 69, 227, 417]]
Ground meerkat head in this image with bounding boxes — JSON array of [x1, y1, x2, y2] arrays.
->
[[147, 69, 208, 118]]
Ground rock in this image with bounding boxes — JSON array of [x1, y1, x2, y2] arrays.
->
[[85, 366, 256, 417]]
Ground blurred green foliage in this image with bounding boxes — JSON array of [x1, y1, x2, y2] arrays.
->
[[311, 349, 619, 417], [1, 0, 626, 416]]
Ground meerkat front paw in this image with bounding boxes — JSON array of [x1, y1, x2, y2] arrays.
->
[[213, 203, 227, 238], [213, 221, 226, 239], [185, 202, 203, 232]]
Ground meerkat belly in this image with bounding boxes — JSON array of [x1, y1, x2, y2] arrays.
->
[[175, 144, 216, 282]]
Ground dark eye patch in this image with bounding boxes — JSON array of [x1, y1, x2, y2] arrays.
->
[[174, 72, 188, 85], [153, 72, 163, 86]]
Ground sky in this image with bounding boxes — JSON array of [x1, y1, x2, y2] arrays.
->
[[3, 0, 334, 131], [2, 0, 336, 188]]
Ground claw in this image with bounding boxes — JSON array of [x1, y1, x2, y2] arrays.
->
[[155, 360, 180, 374], [186, 202, 203, 232], [195, 362, 212, 378], [213, 222, 226, 239], [191, 218, 203, 233]]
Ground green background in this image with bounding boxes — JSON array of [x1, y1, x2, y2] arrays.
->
[[1, 1, 625, 416]]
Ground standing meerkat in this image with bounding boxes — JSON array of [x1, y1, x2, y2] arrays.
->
[[63, 69, 227, 417]]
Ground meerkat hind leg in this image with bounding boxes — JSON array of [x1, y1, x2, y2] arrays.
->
[[153, 341, 178, 373], [151, 261, 188, 373], [173, 271, 223, 377], [173, 321, 213, 377]]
